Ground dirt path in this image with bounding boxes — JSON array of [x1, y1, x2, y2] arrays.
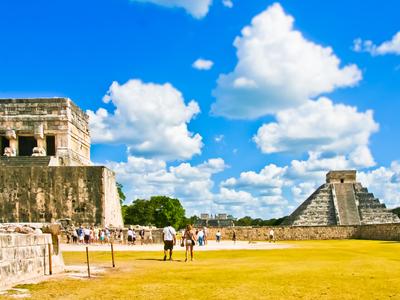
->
[[61, 240, 293, 252]]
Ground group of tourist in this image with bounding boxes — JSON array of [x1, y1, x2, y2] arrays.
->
[[65, 225, 153, 245], [126, 227, 151, 245]]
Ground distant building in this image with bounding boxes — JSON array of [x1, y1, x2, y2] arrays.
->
[[196, 213, 235, 227], [200, 213, 210, 220]]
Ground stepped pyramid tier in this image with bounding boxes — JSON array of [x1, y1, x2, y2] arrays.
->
[[283, 170, 400, 226]]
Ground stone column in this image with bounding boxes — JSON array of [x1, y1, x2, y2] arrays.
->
[[33, 123, 46, 156], [5, 128, 17, 156]]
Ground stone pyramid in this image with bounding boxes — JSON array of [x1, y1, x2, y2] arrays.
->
[[283, 170, 400, 226]]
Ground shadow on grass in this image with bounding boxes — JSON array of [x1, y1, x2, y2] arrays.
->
[[136, 258, 185, 262], [378, 241, 400, 244]]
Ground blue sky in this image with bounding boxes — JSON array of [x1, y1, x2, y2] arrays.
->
[[1, 0, 399, 218]]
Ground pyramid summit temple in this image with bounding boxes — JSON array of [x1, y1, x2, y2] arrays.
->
[[283, 170, 400, 226]]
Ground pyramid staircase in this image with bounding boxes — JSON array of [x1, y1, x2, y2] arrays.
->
[[283, 171, 400, 226]]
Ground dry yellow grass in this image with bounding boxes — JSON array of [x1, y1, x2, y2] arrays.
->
[[3, 240, 400, 300]]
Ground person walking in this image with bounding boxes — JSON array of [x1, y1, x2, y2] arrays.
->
[[232, 230, 237, 244], [183, 224, 197, 262], [162, 222, 176, 261]]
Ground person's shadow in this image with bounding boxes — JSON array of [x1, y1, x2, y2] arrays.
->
[[135, 258, 184, 262]]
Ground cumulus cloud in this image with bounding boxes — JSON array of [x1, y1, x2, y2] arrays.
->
[[353, 31, 400, 56], [106, 156, 290, 218], [131, 0, 212, 19], [222, 0, 233, 8], [107, 156, 226, 208], [192, 58, 214, 70], [87, 79, 202, 160], [212, 2, 362, 119], [221, 164, 288, 193], [358, 162, 400, 208], [253, 97, 379, 168]]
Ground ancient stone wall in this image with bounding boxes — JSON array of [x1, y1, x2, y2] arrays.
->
[[205, 224, 400, 241], [0, 166, 123, 227], [0, 233, 64, 289]]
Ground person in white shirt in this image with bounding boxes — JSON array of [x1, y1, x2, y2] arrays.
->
[[84, 227, 91, 244], [216, 230, 222, 243], [269, 228, 275, 243], [162, 222, 176, 261], [127, 228, 134, 245]]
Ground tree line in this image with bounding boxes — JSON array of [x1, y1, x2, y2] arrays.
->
[[120, 192, 286, 229]]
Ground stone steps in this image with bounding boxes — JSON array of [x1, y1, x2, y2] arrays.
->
[[333, 183, 360, 225], [0, 156, 51, 166]]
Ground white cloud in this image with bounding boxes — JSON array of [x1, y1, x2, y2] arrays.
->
[[253, 97, 379, 168], [107, 157, 227, 211], [358, 162, 400, 208], [212, 2, 362, 119], [214, 134, 224, 143], [87, 79, 202, 160], [353, 31, 400, 56], [131, 0, 212, 19], [221, 164, 288, 193], [222, 0, 233, 8], [192, 58, 214, 70]]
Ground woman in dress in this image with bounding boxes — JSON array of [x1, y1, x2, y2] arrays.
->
[[183, 224, 197, 262]]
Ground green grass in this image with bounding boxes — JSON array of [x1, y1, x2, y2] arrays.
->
[[3, 240, 400, 299]]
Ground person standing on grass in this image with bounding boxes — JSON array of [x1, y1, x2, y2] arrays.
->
[[162, 222, 176, 261], [183, 224, 197, 262]]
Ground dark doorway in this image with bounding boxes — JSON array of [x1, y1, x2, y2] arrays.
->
[[46, 136, 56, 156], [340, 179, 345, 183], [1, 136, 9, 155], [18, 136, 37, 156]]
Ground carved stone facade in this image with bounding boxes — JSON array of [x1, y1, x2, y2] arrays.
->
[[0, 98, 90, 166], [0, 98, 123, 227], [283, 170, 400, 226]]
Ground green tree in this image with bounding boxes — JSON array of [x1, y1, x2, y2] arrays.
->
[[235, 216, 253, 226], [123, 196, 186, 229], [116, 182, 126, 205]]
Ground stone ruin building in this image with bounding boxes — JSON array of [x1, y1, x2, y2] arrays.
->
[[283, 170, 400, 226], [0, 98, 123, 227]]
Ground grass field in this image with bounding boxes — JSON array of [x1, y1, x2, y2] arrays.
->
[[3, 240, 400, 299]]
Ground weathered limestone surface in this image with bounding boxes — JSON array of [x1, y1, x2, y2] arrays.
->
[[0, 98, 90, 166], [283, 170, 400, 226], [0, 98, 123, 227], [0, 166, 123, 227], [206, 224, 400, 241], [0, 233, 64, 289]]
